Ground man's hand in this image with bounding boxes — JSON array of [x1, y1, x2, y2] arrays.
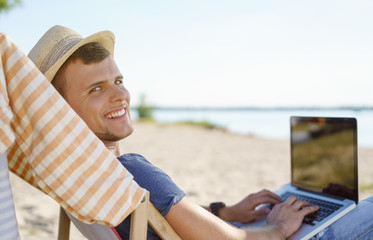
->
[[266, 196, 319, 238], [219, 189, 282, 223]]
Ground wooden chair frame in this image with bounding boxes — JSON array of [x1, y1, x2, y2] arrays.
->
[[58, 191, 181, 240]]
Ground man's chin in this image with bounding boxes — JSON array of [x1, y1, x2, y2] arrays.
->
[[95, 129, 133, 142], [120, 129, 134, 140]]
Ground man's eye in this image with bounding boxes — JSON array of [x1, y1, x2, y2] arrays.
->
[[89, 87, 101, 93], [114, 79, 123, 85]]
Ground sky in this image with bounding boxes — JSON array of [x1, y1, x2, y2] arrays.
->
[[1, 0, 373, 108]]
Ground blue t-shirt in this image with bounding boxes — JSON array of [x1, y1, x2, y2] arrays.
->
[[115, 153, 186, 239]]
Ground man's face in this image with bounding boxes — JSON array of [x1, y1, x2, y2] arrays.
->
[[62, 56, 134, 144]]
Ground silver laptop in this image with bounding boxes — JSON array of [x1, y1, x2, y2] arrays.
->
[[238, 116, 358, 240]]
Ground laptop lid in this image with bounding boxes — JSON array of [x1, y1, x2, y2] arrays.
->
[[290, 116, 358, 203]]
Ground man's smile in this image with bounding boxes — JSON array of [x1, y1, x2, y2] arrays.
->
[[105, 108, 126, 119]]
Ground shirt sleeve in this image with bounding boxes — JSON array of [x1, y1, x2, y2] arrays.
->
[[118, 153, 186, 216]]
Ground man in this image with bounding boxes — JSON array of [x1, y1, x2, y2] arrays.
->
[[28, 25, 372, 239]]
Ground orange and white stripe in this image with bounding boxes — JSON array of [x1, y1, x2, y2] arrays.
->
[[0, 33, 145, 227], [0, 153, 20, 240]]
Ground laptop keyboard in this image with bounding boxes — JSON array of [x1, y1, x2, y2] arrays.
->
[[280, 192, 343, 225]]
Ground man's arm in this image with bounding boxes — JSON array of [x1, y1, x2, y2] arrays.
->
[[166, 196, 318, 240]]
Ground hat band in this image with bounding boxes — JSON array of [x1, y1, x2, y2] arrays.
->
[[40, 37, 82, 74]]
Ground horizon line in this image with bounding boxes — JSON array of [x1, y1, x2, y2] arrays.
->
[[134, 105, 373, 111]]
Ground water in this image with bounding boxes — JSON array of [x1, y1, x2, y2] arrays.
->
[[132, 109, 373, 148]]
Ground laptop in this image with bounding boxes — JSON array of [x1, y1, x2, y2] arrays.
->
[[237, 116, 358, 240]]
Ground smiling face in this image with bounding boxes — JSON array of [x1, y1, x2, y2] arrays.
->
[[62, 56, 134, 146]]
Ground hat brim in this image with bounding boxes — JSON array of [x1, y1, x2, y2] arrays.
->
[[44, 30, 115, 82]]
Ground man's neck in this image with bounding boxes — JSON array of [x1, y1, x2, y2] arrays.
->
[[103, 141, 121, 157]]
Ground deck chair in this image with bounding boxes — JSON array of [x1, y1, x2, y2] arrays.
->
[[1, 32, 146, 232], [1, 33, 179, 239], [0, 153, 20, 240], [58, 191, 181, 240]]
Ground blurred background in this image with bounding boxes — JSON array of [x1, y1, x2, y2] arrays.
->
[[4, 0, 373, 146], [2, 0, 373, 107]]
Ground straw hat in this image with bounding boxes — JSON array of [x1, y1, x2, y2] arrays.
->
[[28, 25, 115, 82]]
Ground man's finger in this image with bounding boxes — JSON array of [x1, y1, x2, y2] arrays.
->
[[249, 190, 283, 205], [284, 195, 298, 205], [256, 189, 282, 202], [249, 196, 282, 207], [246, 208, 271, 223], [254, 208, 271, 217], [300, 205, 319, 215], [292, 199, 312, 210]]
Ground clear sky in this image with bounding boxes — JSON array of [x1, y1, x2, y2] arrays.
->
[[1, 0, 372, 107]]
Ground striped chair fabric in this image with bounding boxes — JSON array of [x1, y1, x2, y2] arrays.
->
[[0, 32, 145, 238]]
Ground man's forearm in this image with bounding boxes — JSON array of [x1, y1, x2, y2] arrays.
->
[[243, 223, 287, 240], [169, 198, 287, 240]]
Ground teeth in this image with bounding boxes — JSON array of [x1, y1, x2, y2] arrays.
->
[[106, 109, 126, 119]]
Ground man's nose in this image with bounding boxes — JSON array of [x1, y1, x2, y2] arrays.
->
[[109, 85, 129, 103]]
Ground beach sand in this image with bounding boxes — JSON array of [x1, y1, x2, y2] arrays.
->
[[10, 121, 373, 239]]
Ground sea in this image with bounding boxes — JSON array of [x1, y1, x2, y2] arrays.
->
[[132, 108, 373, 148]]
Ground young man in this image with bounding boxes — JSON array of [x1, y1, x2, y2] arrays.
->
[[28, 25, 373, 239]]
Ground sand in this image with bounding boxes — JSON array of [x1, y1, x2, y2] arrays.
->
[[9, 121, 373, 239]]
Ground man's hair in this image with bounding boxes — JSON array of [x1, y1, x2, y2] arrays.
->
[[52, 42, 111, 97]]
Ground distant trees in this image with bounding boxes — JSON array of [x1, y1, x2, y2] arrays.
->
[[0, 0, 21, 14], [136, 94, 154, 120]]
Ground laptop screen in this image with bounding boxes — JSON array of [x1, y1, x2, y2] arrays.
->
[[290, 116, 358, 203]]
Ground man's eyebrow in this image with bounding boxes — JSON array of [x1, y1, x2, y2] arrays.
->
[[86, 81, 106, 90], [116, 75, 124, 80]]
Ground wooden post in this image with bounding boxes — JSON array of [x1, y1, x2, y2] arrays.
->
[[58, 206, 70, 240]]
